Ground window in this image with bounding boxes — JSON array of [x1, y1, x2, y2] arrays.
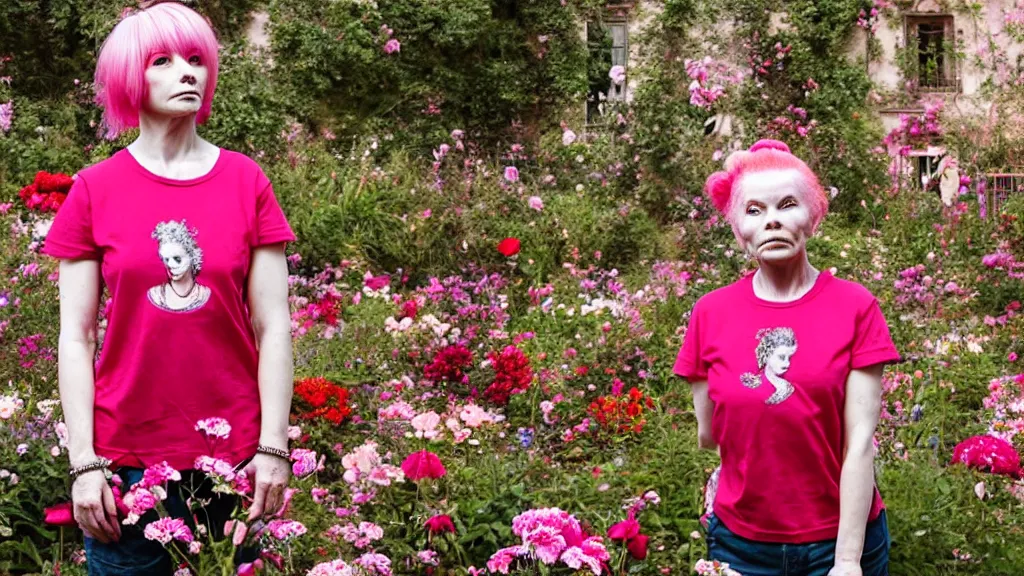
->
[[586, 17, 629, 123], [904, 15, 958, 92], [608, 20, 628, 101]]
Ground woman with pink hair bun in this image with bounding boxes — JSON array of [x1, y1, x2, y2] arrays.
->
[[675, 140, 901, 575], [42, 2, 296, 573]]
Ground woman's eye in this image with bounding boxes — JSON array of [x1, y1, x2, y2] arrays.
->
[[188, 55, 202, 65], [152, 56, 169, 66], [746, 207, 760, 215]]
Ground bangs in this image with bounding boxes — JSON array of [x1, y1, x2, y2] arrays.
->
[[94, 2, 220, 138]]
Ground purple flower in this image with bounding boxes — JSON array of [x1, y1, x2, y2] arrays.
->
[[383, 39, 401, 54]]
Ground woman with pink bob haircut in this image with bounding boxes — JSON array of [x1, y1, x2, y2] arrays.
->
[[95, 1, 220, 139], [675, 139, 901, 575], [42, 2, 296, 574]]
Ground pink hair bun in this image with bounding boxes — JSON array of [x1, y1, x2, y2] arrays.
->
[[748, 139, 791, 154], [705, 171, 734, 214]]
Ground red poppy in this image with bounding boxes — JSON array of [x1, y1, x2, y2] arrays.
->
[[497, 237, 521, 257], [424, 514, 456, 534], [401, 450, 447, 481]]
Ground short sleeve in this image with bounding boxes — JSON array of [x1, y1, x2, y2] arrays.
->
[[41, 175, 100, 260], [851, 298, 901, 369], [253, 174, 296, 247], [674, 300, 709, 381]]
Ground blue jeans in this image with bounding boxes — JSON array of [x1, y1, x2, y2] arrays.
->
[[85, 468, 253, 576], [706, 510, 890, 576]]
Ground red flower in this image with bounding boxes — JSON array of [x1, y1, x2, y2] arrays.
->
[[293, 377, 352, 425], [401, 450, 447, 481], [18, 171, 74, 213], [626, 533, 649, 560], [607, 516, 640, 541], [497, 237, 521, 257], [950, 434, 1021, 478], [608, 511, 649, 560], [43, 502, 76, 527], [483, 345, 532, 405], [424, 514, 456, 534], [424, 345, 474, 385], [400, 299, 419, 319]]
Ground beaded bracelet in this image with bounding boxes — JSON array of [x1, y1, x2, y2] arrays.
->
[[256, 445, 290, 461], [69, 457, 112, 481]]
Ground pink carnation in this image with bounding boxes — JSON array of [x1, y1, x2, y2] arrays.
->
[[194, 417, 231, 439], [143, 517, 194, 545]]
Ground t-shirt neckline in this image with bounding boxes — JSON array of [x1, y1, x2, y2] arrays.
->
[[121, 147, 226, 186], [743, 268, 832, 308]]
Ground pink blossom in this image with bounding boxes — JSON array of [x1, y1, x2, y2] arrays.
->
[[417, 550, 439, 565], [143, 517, 194, 545], [0, 101, 12, 133], [307, 560, 354, 576], [562, 130, 577, 146], [411, 411, 441, 439], [609, 65, 626, 85], [194, 417, 231, 439], [528, 196, 544, 211], [265, 519, 307, 540], [504, 166, 520, 182], [383, 39, 401, 54], [459, 404, 495, 427], [487, 546, 526, 573], [291, 448, 323, 478], [354, 552, 392, 575]]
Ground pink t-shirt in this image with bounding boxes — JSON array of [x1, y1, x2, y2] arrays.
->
[[42, 148, 295, 472], [674, 270, 900, 543]]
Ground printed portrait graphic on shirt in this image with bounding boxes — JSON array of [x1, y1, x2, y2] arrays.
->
[[740, 327, 797, 405], [147, 219, 211, 313]]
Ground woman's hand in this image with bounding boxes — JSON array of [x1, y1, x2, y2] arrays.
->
[[72, 470, 121, 543], [244, 453, 291, 521]]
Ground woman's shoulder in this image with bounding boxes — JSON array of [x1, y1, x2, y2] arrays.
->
[[73, 150, 133, 183]]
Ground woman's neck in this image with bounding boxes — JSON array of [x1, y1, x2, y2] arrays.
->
[[752, 255, 819, 302], [132, 113, 204, 163]]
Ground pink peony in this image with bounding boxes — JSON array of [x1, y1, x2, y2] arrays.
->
[[383, 39, 401, 54], [504, 166, 519, 182]]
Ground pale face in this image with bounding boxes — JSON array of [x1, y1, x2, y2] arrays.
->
[[734, 170, 814, 264], [143, 52, 207, 119], [159, 241, 192, 281], [766, 344, 796, 377]]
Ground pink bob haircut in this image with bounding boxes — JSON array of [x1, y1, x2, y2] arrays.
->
[[704, 139, 829, 234], [94, 1, 220, 138]]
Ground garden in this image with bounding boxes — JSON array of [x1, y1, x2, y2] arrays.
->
[[1, 0, 1024, 575]]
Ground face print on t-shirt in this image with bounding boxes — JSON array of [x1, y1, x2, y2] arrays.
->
[[146, 219, 211, 313], [740, 326, 798, 405]]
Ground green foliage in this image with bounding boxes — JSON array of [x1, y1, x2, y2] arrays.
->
[[266, 0, 589, 151]]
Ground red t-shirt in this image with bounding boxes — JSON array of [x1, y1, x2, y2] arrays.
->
[[674, 270, 901, 543], [42, 148, 295, 472]]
